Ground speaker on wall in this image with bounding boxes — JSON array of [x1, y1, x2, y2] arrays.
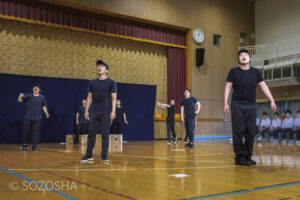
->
[[196, 48, 205, 67]]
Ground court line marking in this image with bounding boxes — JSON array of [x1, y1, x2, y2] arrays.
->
[[183, 181, 300, 200], [36, 168, 137, 200], [8, 168, 136, 171], [0, 155, 137, 200], [143, 160, 300, 170], [0, 166, 78, 200]]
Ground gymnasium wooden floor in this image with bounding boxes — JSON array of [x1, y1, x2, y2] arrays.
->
[[0, 140, 300, 200]]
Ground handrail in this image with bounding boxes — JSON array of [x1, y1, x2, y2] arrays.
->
[[240, 36, 300, 49]]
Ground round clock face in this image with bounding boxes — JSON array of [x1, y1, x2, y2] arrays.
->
[[193, 29, 204, 43]]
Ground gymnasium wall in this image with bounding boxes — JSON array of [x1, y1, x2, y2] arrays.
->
[[257, 85, 300, 102], [1, 0, 255, 137], [0, 18, 167, 113], [35, 0, 255, 137], [255, 0, 300, 45], [255, 0, 300, 105]]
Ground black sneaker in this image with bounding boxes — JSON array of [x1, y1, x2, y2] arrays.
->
[[184, 138, 188, 143], [247, 159, 257, 165], [235, 159, 251, 166], [32, 146, 38, 151], [184, 143, 194, 148], [101, 158, 110, 163], [80, 155, 94, 162], [168, 140, 172, 144], [22, 144, 27, 151]]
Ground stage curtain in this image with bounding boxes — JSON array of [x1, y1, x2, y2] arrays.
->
[[0, 0, 186, 47], [167, 47, 186, 113]]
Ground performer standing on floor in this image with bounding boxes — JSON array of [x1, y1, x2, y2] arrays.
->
[[80, 60, 117, 163], [110, 100, 128, 134], [224, 49, 276, 166], [157, 97, 177, 144], [181, 89, 201, 148], [74, 99, 88, 144], [18, 84, 50, 151]]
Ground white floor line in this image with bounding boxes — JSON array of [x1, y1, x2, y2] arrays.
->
[[8, 168, 136, 171]]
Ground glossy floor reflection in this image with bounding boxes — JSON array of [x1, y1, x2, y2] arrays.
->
[[0, 140, 300, 200]]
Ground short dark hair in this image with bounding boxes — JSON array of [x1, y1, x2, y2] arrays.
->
[[286, 110, 292, 114], [171, 97, 175, 101], [262, 112, 268, 116], [33, 84, 41, 89], [184, 89, 191, 93], [96, 60, 109, 69], [274, 112, 279, 116], [238, 49, 251, 58]]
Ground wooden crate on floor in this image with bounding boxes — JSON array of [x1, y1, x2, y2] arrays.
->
[[66, 134, 74, 144], [109, 142, 123, 153], [109, 134, 122, 144], [79, 134, 88, 145]]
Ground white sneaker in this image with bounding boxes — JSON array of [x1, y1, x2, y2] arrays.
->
[[282, 139, 287, 143], [258, 143, 262, 148]]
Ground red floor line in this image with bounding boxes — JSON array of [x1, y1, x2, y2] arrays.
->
[[37, 168, 137, 200], [0, 154, 137, 200]]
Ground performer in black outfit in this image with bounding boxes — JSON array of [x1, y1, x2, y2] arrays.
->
[[74, 99, 88, 143], [181, 89, 201, 148], [18, 84, 50, 151], [157, 97, 177, 144], [224, 49, 276, 166], [110, 100, 128, 134], [80, 60, 117, 163]]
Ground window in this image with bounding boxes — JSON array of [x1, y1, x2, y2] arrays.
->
[[213, 34, 221, 47], [282, 66, 292, 78], [263, 69, 272, 80], [273, 68, 281, 79]]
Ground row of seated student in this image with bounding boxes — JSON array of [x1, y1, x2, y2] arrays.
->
[[255, 110, 300, 143]]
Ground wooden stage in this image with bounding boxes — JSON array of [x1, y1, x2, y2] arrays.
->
[[0, 140, 300, 200]]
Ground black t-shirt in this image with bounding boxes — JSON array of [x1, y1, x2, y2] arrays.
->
[[167, 105, 176, 121], [180, 97, 198, 119], [226, 66, 263, 102], [22, 94, 47, 120], [77, 106, 88, 124], [115, 107, 125, 122], [88, 78, 117, 116]]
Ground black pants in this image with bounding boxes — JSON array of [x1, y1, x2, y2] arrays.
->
[[74, 123, 87, 143], [110, 120, 123, 134], [259, 128, 270, 138], [86, 113, 110, 159], [23, 119, 41, 146], [270, 128, 281, 139], [184, 117, 195, 143], [231, 101, 256, 160], [281, 128, 293, 139], [295, 128, 300, 139], [166, 119, 176, 141]]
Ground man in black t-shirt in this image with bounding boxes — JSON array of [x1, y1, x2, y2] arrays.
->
[[74, 99, 88, 143], [80, 60, 117, 163], [18, 84, 50, 151], [224, 49, 276, 166], [110, 100, 128, 134], [181, 89, 201, 148], [157, 97, 177, 144]]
